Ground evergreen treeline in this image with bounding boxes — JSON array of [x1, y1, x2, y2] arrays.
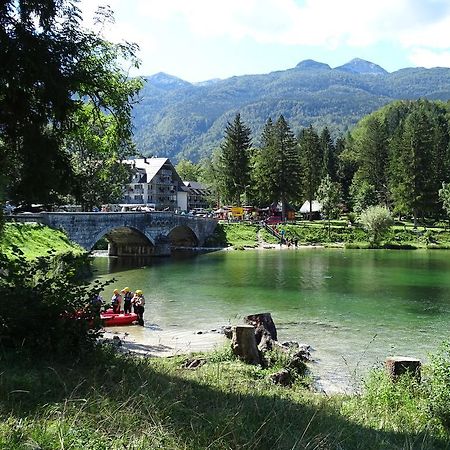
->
[[198, 99, 450, 221]]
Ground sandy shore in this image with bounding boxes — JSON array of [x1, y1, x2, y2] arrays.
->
[[103, 325, 227, 357]]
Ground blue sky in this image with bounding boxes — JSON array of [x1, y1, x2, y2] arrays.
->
[[80, 0, 450, 82]]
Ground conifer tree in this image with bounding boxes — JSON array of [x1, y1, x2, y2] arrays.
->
[[219, 113, 252, 205], [389, 107, 434, 225], [320, 127, 337, 181], [254, 116, 301, 218], [354, 116, 389, 205], [299, 126, 322, 220]]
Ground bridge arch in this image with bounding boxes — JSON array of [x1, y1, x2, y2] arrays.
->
[[93, 226, 156, 256], [167, 225, 200, 248]]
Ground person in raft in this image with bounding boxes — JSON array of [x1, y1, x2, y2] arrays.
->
[[122, 287, 133, 314], [132, 290, 145, 326], [111, 289, 122, 314]]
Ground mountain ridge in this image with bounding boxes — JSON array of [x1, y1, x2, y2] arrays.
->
[[133, 59, 450, 162]]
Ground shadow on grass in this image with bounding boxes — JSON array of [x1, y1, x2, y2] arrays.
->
[[0, 347, 448, 449]]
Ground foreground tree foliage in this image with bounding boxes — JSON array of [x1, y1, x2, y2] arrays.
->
[[0, 0, 142, 208], [0, 248, 110, 355], [64, 105, 134, 210]]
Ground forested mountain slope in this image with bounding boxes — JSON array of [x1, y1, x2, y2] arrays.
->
[[132, 58, 450, 161]]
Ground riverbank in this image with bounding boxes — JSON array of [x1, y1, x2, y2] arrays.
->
[[210, 221, 450, 251]]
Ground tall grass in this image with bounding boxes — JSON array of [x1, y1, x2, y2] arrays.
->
[[1, 344, 449, 449]]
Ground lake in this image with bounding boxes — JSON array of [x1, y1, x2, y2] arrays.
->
[[92, 248, 450, 392]]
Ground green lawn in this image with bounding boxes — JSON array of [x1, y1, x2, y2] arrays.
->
[[0, 222, 85, 259], [210, 221, 450, 250]]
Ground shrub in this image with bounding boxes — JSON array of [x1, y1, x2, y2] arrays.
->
[[0, 247, 111, 357], [360, 205, 393, 245], [427, 342, 450, 430]]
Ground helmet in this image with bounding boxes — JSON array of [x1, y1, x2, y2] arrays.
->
[[113, 289, 119, 294], [135, 289, 143, 295], [122, 287, 130, 292]]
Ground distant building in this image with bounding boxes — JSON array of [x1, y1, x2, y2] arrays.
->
[[122, 158, 188, 211], [183, 181, 211, 211], [299, 200, 322, 219]]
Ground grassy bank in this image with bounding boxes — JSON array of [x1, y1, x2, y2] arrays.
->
[[209, 221, 450, 250], [0, 222, 85, 259], [0, 344, 449, 449]]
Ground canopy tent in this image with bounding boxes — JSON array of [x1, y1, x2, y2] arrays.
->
[[299, 200, 322, 214]]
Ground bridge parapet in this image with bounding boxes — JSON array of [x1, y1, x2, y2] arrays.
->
[[8, 212, 217, 256]]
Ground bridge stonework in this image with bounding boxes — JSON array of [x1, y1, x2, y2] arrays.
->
[[24, 212, 217, 256]]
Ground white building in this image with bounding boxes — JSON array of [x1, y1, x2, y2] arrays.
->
[[122, 158, 188, 211]]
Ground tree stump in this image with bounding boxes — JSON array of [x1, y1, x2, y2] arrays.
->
[[244, 313, 277, 351], [231, 325, 261, 365], [385, 357, 421, 381]]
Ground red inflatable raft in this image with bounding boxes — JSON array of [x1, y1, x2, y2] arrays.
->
[[101, 309, 138, 327]]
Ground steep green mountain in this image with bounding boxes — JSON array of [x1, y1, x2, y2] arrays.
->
[[132, 59, 450, 162]]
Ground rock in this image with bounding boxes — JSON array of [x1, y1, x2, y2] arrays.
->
[[222, 326, 233, 339], [293, 348, 312, 362], [270, 369, 292, 386], [182, 358, 206, 370], [112, 336, 122, 347], [281, 341, 299, 349], [287, 356, 307, 375]]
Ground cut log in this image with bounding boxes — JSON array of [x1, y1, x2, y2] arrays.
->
[[231, 325, 261, 365], [385, 357, 421, 381]]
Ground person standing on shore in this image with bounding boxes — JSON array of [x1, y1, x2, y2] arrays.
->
[[122, 287, 133, 314], [111, 289, 122, 313], [132, 290, 146, 326]]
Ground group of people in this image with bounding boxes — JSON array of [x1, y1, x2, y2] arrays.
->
[[110, 287, 146, 326]]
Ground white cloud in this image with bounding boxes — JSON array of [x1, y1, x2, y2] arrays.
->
[[78, 0, 450, 76], [409, 48, 450, 68], [129, 0, 450, 49]]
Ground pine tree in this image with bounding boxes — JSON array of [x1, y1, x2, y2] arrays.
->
[[254, 116, 301, 218], [320, 127, 337, 180], [219, 113, 252, 205], [353, 116, 389, 205], [389, 107, 434, 225], [299, 126, 322, 220]]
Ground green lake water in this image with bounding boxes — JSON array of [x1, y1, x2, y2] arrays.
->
[[92, 248, 450, 392]]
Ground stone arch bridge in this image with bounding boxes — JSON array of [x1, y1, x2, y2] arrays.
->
[[14, 212, 218, 256]]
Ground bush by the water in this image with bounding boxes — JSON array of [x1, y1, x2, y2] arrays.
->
[[0, 248, 110, 356], [342, 341, 450, 438]]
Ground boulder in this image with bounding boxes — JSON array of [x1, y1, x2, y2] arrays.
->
[[270, 369, 292, 386]]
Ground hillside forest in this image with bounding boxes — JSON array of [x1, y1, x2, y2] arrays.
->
[[191, 99, 450, 224]]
